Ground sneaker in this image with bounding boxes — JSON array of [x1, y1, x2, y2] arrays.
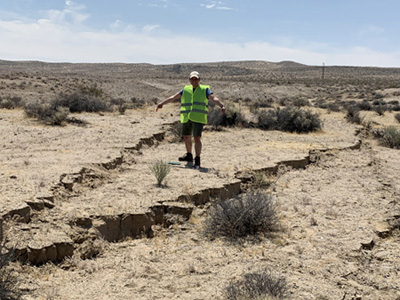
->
[[194, 156, 201, 169], [179, 152, 193, 162]]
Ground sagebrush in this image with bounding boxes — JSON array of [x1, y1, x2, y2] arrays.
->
[[257, 106, 321, 133], [205, 190, 279, 240], [24, 101, 69, 125], [225, 268, 288, 300]]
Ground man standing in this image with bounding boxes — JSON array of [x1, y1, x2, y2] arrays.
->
[[156, 71, 225, 168]]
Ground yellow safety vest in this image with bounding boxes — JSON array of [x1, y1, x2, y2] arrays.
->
[[180, 84, 209, 124]]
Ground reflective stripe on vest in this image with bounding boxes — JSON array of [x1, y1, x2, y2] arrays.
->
[[180, 84, 209, 124]]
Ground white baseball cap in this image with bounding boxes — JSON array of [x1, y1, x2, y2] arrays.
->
[[189, 71, 200, 79]]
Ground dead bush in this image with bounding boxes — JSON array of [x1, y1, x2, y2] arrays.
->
[[225, 268, 288, 300], [257, 107, 321, 133], [205, 190, 279, 240]]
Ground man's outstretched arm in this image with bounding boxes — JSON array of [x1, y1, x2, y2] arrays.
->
[[208, 94, 226, 113], [156, 92, 181, 111]]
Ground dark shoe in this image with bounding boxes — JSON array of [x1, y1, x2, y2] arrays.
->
[[179, 152, 193, 162], [194, 156, 201, 169]]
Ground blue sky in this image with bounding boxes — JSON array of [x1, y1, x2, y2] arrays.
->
[[0, 0, 399, 67]]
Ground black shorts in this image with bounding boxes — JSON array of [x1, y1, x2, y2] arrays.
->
[[182, 120, 204, 137]]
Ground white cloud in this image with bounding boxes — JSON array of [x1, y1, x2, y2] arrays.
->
[[0, 12, 399, 67], [142, 24, 160, 33], [45, 0, 89, 25], [201, 1, 233, 10]]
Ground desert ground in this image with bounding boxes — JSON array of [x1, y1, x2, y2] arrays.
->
[[1, 60, 400, 300]]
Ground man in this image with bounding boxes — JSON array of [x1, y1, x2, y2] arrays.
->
[[156, 71, 225, 168]]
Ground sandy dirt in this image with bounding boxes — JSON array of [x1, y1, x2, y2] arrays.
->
[[1, 105, 399, 300], [1, 61, 400, 300]]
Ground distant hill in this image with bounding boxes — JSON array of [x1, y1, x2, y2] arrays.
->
[[2, 59, 400, 79]]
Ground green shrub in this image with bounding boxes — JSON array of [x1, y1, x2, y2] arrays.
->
[[205, 191, 279, 240], [257, 107, 321, 133], [225, 268, 288, 300], [149, 160, 171, 187]]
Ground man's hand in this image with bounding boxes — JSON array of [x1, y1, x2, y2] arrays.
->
[[221, 106, 226, 114], [156, 103, 163, 111]]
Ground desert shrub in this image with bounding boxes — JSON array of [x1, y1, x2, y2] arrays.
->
[[0, 97, 23, 109], [251, 98, 275, 109], [110, 98, 127, 114], [392, 104, 400, 112], [372, 104, 386, 116], [207, 105, 224, 129], [257, 109, 278, 130], [205, 190, 279, 240], [24, 101, 69, 125], [131, 97, 146, 108], [0, 243, 22, 300], [149, 160, 171, 187], [345, 106, 364, 124], [376, 126, 400, 149], [0, 99, 14, 109], [325, 102, 342, 112], [395, 113, 400, 123], [55, 92, 108, 113], [257, 107, 321, 133], [356, 100, 372, 111], [225, 268, 288, 300], [169, 121, 183, 142], [292, 97, 310, 107], [208, 104, 248, 129], [78, 83, 104, 98]]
